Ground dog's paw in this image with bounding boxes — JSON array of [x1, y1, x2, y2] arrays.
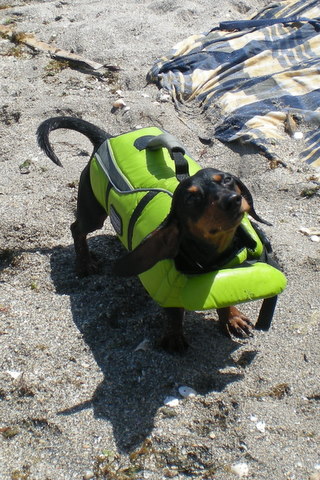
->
[[226, 314, 254, 338], [219, 307, 254, 339], [75, 257, 100, 277], [160, 333, 189, 354]]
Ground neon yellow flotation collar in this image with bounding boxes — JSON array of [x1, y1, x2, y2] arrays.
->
[[89, 127, 286, 316]]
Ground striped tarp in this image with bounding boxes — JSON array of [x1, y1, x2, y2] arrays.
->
[[147, 0, 320, 167]]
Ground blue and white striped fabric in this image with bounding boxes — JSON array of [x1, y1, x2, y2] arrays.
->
[[148, 0, 320, 167]]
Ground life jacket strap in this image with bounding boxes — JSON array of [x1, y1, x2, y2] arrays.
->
[[251, 222, 282, 330], [256, 296, 278, 331], [127, 190, 160, 251]]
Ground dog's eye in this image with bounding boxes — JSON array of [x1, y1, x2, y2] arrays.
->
[[222, 175, 234, 186]]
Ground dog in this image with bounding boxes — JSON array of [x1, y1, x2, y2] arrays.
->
[[37, 116, 273, 353]]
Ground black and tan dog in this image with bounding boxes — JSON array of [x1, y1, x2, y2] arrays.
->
[[37, 116, 272, 352]]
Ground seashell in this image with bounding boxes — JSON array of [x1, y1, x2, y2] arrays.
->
[[256, 420, 266, 433], [310, 235, 320, 242], [230, 462, 249, 477], [178, 386, 197, 398], [7, 370, 22, 380], [134, 339, 150, 352], [112, 99, 126, 109], [164, 396, 179, 407], [158, 93, 171, 103]]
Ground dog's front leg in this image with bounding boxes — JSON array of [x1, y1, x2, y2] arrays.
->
[[161, 307, 188, 353], [217, 306, 254, 338]]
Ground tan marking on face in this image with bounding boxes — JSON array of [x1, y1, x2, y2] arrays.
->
[[241, 197, 250, 213], [208, 229, 238, 253], [187, 203, 244, 253], [212, 174, 222, 182], [187, 185, 200, 193]]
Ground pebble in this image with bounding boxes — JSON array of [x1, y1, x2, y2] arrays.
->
[[6, 370, 22, 380], [293, 131, 303, 140], [83, 470, 94, 480], [256, 421, 266, 433], [157, 92, 171, 103], [164, 396, 179, 407], [178, 386, 197, 398]]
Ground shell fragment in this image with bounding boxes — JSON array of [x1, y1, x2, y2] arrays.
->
[[230, 462, 249, 478]]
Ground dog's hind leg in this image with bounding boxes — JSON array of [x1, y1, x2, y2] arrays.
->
[[160, 307, 189, 353], [71, 164, 107, 276]]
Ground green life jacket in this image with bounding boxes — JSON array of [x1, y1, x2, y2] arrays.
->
[[89, 126, 287, 328]]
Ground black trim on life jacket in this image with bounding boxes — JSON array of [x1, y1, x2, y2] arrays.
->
[[105, 179, 113, 208], [127, 190, 161, 251]]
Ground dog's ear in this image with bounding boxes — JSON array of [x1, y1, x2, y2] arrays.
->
[[113, 218, 180, 276], [233, 176, 272, 226]]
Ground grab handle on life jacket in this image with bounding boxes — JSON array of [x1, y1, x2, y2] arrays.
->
[[134, 134, 190, 181], [140, 133, 186, 153]]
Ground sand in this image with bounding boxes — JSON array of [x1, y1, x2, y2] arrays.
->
[[0, 1, 319, 479]]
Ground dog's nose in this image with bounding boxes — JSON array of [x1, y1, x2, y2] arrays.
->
[[221, 193, 242, 210]]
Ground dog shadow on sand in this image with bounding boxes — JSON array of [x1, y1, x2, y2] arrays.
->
[[48, 234, 257, 453]]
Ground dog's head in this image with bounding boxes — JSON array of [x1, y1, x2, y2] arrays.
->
[[113, 168, 270, 276]]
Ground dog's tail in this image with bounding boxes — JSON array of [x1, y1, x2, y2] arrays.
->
[[37, 116, 109, 167]]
